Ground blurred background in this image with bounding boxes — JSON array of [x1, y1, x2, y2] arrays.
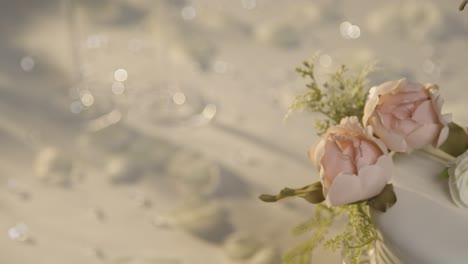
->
[[0, 0, 467, 263]]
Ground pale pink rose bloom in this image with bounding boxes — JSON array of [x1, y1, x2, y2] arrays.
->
[[309, 117, 393, 206], [363, 79, 451, 153]]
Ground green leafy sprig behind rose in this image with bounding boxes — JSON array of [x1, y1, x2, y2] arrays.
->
[[287, 54, 375, 135]]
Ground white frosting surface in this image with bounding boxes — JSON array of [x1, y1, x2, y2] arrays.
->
[[373, 152, 468, 264]]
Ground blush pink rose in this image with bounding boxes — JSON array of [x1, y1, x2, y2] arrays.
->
[[309, 116, 393, 206], [363, 79, 451, 153]]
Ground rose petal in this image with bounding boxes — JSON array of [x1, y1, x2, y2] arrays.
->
[[441, 113, 452, 125], [393, 103, 414, 119], [380, 91, 428, 107], [437, 125, 449, 147], [356, 140, 382, 169], [385, 79, 407, 94], [405, 123, 440, 151], [370, 136, 389, 155], [325, 155, 393, 206], [378, 112, 394, 128], [431, 91, 444, 114], [376, 79, 404, 96], [363, 79, 404, 126], [309, 138, 326, 169], [370, 115, 408, 152], [428, 87, 451, 127], [412, 100, 439, 124], [399, 80, 425, 92], [329, 117, 363, 136], [392, 116, 420, 135], [363, 87, 380, 126], [321, 140, 356, 186], [334, 135, 356, 154]]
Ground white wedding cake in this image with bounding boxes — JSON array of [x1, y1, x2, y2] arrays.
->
[[373, 151, 468, 264]]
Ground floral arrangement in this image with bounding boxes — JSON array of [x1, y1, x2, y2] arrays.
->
[[259, 55, 468, 263]]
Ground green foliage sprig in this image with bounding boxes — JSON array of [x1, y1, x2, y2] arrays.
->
[[260, 181, 396, 263], [284, 203, 377, 264], [282, 204, 342, 264], [338, 203, 378, 263], [288, 54, 375, 134]]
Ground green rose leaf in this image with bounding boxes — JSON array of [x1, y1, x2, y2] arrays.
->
[[259, 181, 325, 204], [366, 184, 397, 212], [439, 122, 468, 157]]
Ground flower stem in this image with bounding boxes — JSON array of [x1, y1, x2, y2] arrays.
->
[[419, 145, 456, 166]]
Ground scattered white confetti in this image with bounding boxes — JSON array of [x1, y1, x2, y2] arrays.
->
[[105, 156, 137, 183], [130, 190, 152, 208], [241, 0, 257, 10], [20, 56, 35, 72], [114, 68, 128, 82], [8, 223, 30, 242], [213, 60, 228, 73], [181, 6, 196, 20], [84, 247, 106, 260], [202, 104, 217, 120], [7, 179, 30, 201], [152, 214, 171, 228], [88, 207, 106, 222], [34, 147, 74, 185]]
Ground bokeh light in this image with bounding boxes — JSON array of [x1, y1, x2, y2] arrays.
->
[[114, 68, 128, 82], [172, 92, 186, 105], [80, 92, 95, 107], [340, 21, 361, 39], [111, 82, 125, 94], [319, 54, 333, 68]]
